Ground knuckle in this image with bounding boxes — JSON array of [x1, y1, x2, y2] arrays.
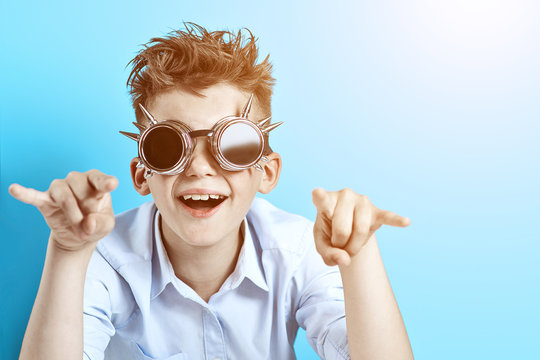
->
[[313, 224, 321, 237], [319, 252, 334, 266], [323, 258, 334, 266], [313, 235, 324, 251], [49, 178, 63, 189], [339, 188, 354, 199], [333, 228, 349, 241], [358, 194, 368, 202], [355, 196, 371, 209], [49, 181, 66, 201], [352, 227, 368, 239], [320, 208, 332, 218], [66, 171, 81, 180], [86, 169, 101, 182]]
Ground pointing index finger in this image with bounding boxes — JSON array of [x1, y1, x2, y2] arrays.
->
[[9, 183, 51, 208], [377, 208, 411, 227]]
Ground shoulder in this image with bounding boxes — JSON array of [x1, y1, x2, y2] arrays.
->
[[246, 198, 338, 303], [96, 201, 157, 269], [247, 197, 314, 256], [85, 201, 156, 322], [87, 201, 156, 301]]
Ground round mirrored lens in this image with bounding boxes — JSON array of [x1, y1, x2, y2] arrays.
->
[[142, 127, 184, 170], [220, 122, 262, 166]]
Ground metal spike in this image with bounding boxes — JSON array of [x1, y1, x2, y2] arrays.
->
[[241, 94, 254, 118], [262, 121, 284, 133], [261, 156, 269, 162], [144, 168, 153, 179], [136, 160, 145, 169], [254, 163, 264, 172], [139, 104, 157, 124], [132, 122, 147, 132], [257, 116, 272, 127], [119, 131, 140, 142]]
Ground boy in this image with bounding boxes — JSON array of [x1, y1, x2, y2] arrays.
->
[[10, 23, 413, 359]]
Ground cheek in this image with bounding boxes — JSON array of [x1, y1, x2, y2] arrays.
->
[[147, 177, 175, 201], [229, 171, 261, 194]]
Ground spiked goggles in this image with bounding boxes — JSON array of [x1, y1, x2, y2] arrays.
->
[[120, 94, 282, 179]]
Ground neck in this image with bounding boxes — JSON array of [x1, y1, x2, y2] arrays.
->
[[160, 217, 244, 302]]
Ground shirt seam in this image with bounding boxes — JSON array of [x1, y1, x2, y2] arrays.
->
[[114, 306, 141, 330], [327, 335, 350, 360], [282, 221, 317, 324], [317, 317, 350, 360], [259, 220, 313, 257], [292, 221, 321, 311]]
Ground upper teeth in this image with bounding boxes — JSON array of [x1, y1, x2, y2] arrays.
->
[[183, 194, 224, 200]]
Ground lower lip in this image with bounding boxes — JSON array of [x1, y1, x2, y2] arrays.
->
[[178, 198, 227, 218]]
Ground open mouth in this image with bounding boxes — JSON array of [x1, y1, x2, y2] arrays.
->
[[179, 194, 227, 211]]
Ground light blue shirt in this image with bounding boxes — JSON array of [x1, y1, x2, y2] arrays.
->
[[83, 198, 350, 360]]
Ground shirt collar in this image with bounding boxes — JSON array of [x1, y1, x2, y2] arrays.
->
[[221, 219, 269, 292], [151, 209, 269, 300], [151, 209, 174, 300]]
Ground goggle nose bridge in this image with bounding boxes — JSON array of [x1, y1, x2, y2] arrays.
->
[[183, 129, 218, 171], [188, 129, 214, 138], [186, 129, 216, 155]]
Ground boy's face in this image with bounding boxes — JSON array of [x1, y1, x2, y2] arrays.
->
[[131, 83, 280, 248]]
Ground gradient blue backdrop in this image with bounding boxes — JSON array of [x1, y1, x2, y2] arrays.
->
[[1, 1, 539, 359]]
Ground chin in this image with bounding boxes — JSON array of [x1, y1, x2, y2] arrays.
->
[[177, 227, 231, 247]]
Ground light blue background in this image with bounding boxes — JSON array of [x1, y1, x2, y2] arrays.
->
[[1, 0, 539, 359]]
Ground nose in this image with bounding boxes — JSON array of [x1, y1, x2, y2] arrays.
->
[[183, 139, 219, 177]]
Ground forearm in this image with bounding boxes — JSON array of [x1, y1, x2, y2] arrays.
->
[[339, 235, 413, 360], [19, 235, 95, 360]]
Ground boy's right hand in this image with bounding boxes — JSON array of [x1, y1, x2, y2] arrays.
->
[[9, 170, 118, 252]]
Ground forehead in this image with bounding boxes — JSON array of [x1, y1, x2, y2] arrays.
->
[[147, 83, 260, 130]]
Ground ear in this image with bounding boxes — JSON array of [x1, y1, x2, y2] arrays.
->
[[258, 152, 282, 194], [130, 157, 151, 195]]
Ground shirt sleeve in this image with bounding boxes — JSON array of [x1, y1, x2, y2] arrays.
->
[[292, 224, 351, 360], [82, 250, 116, 360]]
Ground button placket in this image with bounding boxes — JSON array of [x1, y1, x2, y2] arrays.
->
[[202, 307, 227, 360]]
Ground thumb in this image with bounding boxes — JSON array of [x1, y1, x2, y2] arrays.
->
[[81, 211, 115, 238], [314, 224, 352, 267], [326, 247, 352, 267]]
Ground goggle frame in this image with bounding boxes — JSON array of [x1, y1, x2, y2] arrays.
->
[[120, 94, 282, 179]]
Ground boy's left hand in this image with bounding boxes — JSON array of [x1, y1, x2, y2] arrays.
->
[[312, 188, 411, 267]]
